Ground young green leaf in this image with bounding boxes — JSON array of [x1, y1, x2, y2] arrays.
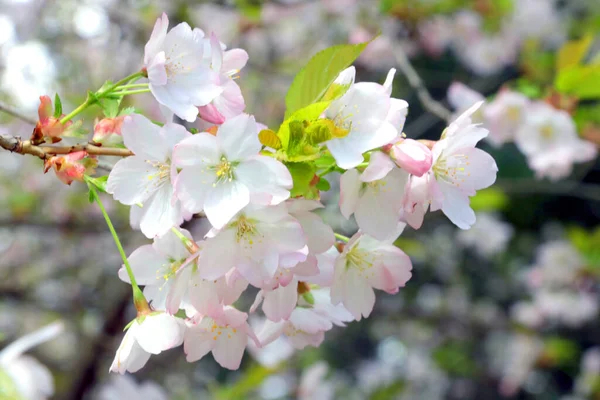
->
[[286, 162, 317, 198], [284, 41, 371, 118], [258, 129, 282, 150], [53, 93, 62, 118]]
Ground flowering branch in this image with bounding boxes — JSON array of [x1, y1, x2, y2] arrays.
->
[[0, 133, 133, 161], [392, 44, 453, 122]]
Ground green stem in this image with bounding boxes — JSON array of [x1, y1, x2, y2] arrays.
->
[[112, 83, 148, 91], [170, 227, 198, 253], [59, 99, 92, 125], [318, 164, 337, 177], [334, 233, 350, 243], [96, 71, 145, 97], [86, 179, 148, 310], [111, 89, 151, 96]]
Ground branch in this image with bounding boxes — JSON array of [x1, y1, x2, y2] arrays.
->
[[0, 134, 133, 160], [0, 101, 37, 125], [392, 45, 452, 122]]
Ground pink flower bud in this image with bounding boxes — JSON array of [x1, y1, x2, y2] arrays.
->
[[32, 95, 73, 144], [390, 139, 433, 177], [44, 151, 97, 185], [93, 116, 125, 146]]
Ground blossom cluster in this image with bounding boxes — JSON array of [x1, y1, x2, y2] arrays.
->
[[448, 82, 597, 180], [87, 14, 498, 373]]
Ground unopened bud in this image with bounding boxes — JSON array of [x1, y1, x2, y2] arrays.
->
[[44, 151, 97, 185], [389, 139, 433, 177], [93, 116, 125, 146]]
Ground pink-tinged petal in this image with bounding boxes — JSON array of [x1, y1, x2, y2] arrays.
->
[[144, 13, 169, 64], [237, 250, 279, 287], [198, 103, 226, 124], [149, 84, 202, 123], [241, 322, 262, 347], [339, 169, 361, 219], [222, 48, 249, 74], [370, 247, 412, 292], [197, 229, 239, 280], [257, 320, 286, 347], [287, 199, 323, 214], [110, 338, 151, 374], [440, 186, 476, 229], [289, 308, 332, 333], [326, 139, 365, 170], [204, 180, 250, 229], [210, 78, 246, 120], [265, 217, 306, 254], [360, 152, 395, 182], [189, 277, 225, 318], [121, 114, 168, 161], [288, 331, 325, 349], [173, 165, 214, 213], [304, 248, 337, 286], [119, 245, 163, 285], [172, 131, 219, 164], [184, 327, 215, 362], [354, 189, 399, 241], [134, 314, 184, 354], [212, 330, 247, 370], [297, 212, 334, 254], [166, 268, 192, 315], [279, 247, 308, 269], [210, 33, 223, 72], [462, 148, 498, 191], [217, 114, 261, 160], [293, 255, 320, 277], [138, 185, 184, 238], [107, 157, 159, 205], [222, 270, 248, 305], [250, 290, 264, 314], [220, 306, 249, 327], [386, 98, 409, 131], [331, 266, 375, 321], [146, 52, 168, 86], [390, 139, 433, 177], [447, 82, 484, 112], [262, 282, 298, 322], [236, 155, 292, 202], [161, 123, 192, 151]]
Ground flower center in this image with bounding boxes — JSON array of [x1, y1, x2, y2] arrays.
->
[[157, 257, 184, 283], [231, 215, 263, 247], [146, 160, 171, 187], [345, 243, 374, 272], [211, 156, 236, 185], [433, 152, 471, 187], [208, 320, 237, 340], [540, 124, 554, 139], [506, 106, 521, 121]]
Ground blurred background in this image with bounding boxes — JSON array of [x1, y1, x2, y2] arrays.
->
[[1, 0, 600, 399]]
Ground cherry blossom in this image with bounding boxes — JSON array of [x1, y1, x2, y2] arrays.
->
[[0, 321, 63, 400], [107, 114, 191, 238], [483, 90, 529, 147], [287, 199, 335, 254], [144, 13, 222, 122], [331, 232, 412, 320], [44, 150, 96, 185], [32, 95, 75, 143], [172, 113, 292, 229], [110, 312, 184, 374], [98, 375, 168, 400], [429, 102, 498, 229], [198, 203, 305, 286], [258, 289, 353, 348], [399, 173, 432, 230], [324, 67, 408, 169], [340, 152, 408, 240], [117, 228, 197, 315], [184, 306, 260, 370], [515, 102, 597, 180]]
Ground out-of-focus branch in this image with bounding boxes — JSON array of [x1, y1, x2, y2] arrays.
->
[[0, 101, 37, 125], [392, 45, 453, 122], [0, 134, 132, 160]]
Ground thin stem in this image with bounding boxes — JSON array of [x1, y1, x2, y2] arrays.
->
[[317, 164, 337, 177], [112, 83, 148, 91], [96, 71, 145, 97], [170, 227, 199, 253], [110, 89, 151, 96], [59, 70, 145, 124], [86, 179, 148, 310], [334, 233, 350, 243]]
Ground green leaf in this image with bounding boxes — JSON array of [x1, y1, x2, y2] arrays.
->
[[557, 34, 594, 72], [555, 64, 600, 99], [215, 364, 277, 400], [543, 337, 580, 367], [118, 106, 136, 116], [314, 153, 336, 169], [258, 129, 282, 149], [284, 41, 371, 118], [85, 175, 109, 194], [315, 177, 331, 191], [286, 162, 317, 198], [53, 93, 62, 118]]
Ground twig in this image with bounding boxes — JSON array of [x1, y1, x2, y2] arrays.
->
[[392, 45, 452, 122], [0, 101, 37, 125], [0, 134, 133, 160]]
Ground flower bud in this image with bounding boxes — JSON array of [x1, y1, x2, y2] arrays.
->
[[32, 95, 73, 144], [93, 116, 125, 146], [389, 139, 433, 177], [44, 151, 97, 185]]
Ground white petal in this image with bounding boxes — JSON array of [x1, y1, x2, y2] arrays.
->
[[198, 229, 239, 280], [262, 281, 298, 322], [138, 185, 184, 238], [172, 133, 220, 167], [204, 180, 250, 229], [360, 152, 395, 182], [119, 245, 163, 285], [107, 157, 158, 205], [440, 185, 476, 229], [212, 330, 247, 370], [121, 114, 168, 161], [184, 326, 215, 362], [217, 114, 261, 160], [135, 314, 184, 354], [339, 169, 361, 219]]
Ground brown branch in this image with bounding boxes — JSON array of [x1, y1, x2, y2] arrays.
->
[[392, 45, 453, 122], [0, 134, 133, 160], [0, 101, 37, 125]]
